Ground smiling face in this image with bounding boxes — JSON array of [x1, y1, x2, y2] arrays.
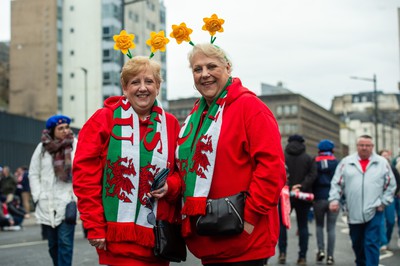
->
[[122, 68, 160, 118], [120, 57, 161, 118], [191, 53, 230, 105], [189, 44, 231, 106]]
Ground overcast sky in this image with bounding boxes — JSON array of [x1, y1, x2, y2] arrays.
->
[[1, 0, 399, 109]]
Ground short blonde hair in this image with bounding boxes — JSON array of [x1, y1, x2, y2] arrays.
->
[[188, 43, 232, 73], [120, 56, 162, 87]]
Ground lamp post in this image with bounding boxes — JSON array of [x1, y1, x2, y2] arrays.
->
[[350, 74, 378, 151], [80, 67, 88, 122]]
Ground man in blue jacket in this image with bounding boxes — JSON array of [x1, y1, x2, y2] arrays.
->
[[329, 135, 396, 266]]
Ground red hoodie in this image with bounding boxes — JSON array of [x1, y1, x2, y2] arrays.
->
[[184, 78, 286, 264], [73, 96, 182, 266]]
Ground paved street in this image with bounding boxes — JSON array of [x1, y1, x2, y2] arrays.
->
[[0, 213, 399, 266]]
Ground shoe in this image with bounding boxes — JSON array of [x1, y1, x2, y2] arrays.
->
[[3, 225, 22, 231], [297, 258, 307, 265], [278, 253, 286, 264], [316, 250, 325, 262], [326, 256, 334, 265]]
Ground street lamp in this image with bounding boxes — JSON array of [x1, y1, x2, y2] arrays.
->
[[80, 67, 88, 122], [350, 74, 378, 151]]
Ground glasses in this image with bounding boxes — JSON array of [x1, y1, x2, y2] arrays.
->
[[357, 144, 373, 148], [146, 197, 156, 226]]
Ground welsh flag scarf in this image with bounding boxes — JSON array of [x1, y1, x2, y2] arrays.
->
[[176, 78, 231, 232], [102, 97, 168, 247]]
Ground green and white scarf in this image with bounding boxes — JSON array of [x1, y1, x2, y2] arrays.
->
[[177, 78, 231, 221], [102, 97, 168, 247]]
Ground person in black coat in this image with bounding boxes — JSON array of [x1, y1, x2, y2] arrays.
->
[[278, 134, 317, 265]]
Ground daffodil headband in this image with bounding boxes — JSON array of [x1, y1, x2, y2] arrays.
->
[[170, 14, 225, 46], [113, 30, 169, 59]]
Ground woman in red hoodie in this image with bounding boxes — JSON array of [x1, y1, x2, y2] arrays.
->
[[73, 54, 182, 265], [175, 41, 286, 265]]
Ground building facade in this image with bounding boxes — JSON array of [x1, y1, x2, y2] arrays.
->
[[331, 92, 400, 155], [0, 42, 9, 111], [8, 0, 166, 128]]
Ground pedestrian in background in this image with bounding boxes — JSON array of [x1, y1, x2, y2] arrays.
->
[[312, 139, 339, 265], [0, 166, 17, 203], [14, 165, 31, 218], [29, 115, 77, 266], [280, 134, 317, 265], [329, 135, 396, 266], [378, 149, 400, 251]]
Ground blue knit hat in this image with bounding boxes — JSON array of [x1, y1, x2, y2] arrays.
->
[[318, 139, 335, 152], [46, 115, 71, 129]]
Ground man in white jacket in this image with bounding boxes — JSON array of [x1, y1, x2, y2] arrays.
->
[[329, 135, 396, 266], [29, 115, 77, 266]]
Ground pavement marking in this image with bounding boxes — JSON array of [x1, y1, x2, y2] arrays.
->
[[0, 240, 47, 249], [379, 250, 393, 260]]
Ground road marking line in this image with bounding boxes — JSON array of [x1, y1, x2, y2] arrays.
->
[[0, 240, 47, 249], [379, 250, 393, 260]]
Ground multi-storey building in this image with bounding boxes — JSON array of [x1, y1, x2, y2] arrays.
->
[[0, 41, 9, 110], [331, 92, 400, 155], [9, 0, 166, 128], [260, 83, 342, 158]]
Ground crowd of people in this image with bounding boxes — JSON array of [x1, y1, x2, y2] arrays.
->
[[0, 165, 31, 231], [278, 134, 399, 266], [2, 14, 400, 266]]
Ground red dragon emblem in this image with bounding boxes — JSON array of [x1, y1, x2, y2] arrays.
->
[[105, 157, 136, 202], [139, 163, 160, 207], [189, 134, 213, 179]]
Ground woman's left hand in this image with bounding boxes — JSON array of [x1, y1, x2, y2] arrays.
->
[[147, 182, 168, 199], [244, 221, 254, 234]]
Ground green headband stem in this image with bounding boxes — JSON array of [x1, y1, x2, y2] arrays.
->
[[127, 49, 133, 59]]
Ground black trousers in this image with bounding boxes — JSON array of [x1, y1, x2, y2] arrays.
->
[[204, 258, 266, 266]]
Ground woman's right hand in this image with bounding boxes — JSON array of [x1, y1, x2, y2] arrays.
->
[[88, 238, 106, 250]]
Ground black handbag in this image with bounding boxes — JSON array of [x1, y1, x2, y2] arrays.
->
[[65, 201, 77, 225], [153, 220, 187, 262], [196, 191, 247, 236]]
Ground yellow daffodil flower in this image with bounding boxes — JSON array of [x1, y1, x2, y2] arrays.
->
[[202, 14, 224, 36], [146, 31, 170, 58], [113, 30, 135, 58], [170, 23, 194, 45]]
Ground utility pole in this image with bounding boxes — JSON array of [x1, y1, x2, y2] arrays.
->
[[350, 74, 379, 152]]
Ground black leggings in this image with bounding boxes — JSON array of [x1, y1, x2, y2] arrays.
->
[[204, 258, 266, 266]]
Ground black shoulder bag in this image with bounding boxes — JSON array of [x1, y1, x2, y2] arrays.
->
[[196, 191, 248, 236]]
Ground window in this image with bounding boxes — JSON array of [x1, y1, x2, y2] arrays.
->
[[284, 105, 291, 115], [70, 28, 74, 33], [70, 50, 74, 56], [103, 26, 111, 37], [70, 6, 74, 11], [70, 73, 75, 78], [291, 105, 298, 114], [276, 106, 282, 116], [103, 49, 111, 61]]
